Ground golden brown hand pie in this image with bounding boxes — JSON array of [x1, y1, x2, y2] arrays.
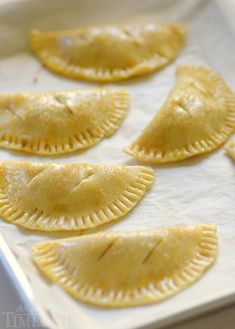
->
[[224, 141, 235, 160], [0, 161, 154, 231], [125, 66, 235, 163], [32, 225, 217, 307], [0, 89, 129, 155], [30, 22, 185, 82]]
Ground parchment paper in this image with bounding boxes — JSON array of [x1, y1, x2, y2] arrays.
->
[[0, 1, 234, 329]]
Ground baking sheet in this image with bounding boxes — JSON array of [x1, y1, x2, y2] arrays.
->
[[0, 0, 235, 328]]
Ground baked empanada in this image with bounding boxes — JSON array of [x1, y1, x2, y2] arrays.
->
[[32, 225, 217, 307], [125, 66, 235, 163], [224, 141, 235, 160], [0, 89, 128, 155], [30, 22, 185, 82], [0, 161, 154, 231]]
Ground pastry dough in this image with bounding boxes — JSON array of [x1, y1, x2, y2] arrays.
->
[[0, 89, 129, 155], [125, 66, 235, 162], [30, 22, 185, 82], [32, 225, 217, 307], [0, 161, 154, 231], [224, 141, 235, 160]]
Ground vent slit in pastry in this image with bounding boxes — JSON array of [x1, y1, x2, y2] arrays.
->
[[0, 161, 154, 231], [32, 225, 217, 307], [125, 66, 235, 162], [97, 238, 118, 261], [142, 240, 163, 264], [0, 89, 129, 155], [30, 22, 185, 82]]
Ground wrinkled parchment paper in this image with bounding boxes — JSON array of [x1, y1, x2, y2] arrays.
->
[[0, 0, 234, 328]]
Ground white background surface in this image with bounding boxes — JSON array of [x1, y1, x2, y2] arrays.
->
[[0, 0, 234, 329]]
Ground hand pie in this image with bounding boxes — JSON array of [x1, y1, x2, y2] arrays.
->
[[224, 141, 235, 160], [30, 22, 185, 82], [0, 89, 129, 155], [32, 225, 217, 307], [0, 161, 154, 231], [125, 66, 235, 163]]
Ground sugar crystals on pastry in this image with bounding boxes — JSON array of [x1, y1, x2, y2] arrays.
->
[[32, 225, 217, 307], [0, 161, 154, 231], [125, 66, 235, 162], [0, 89, 129, 154], [30, 22, 185, 82]]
